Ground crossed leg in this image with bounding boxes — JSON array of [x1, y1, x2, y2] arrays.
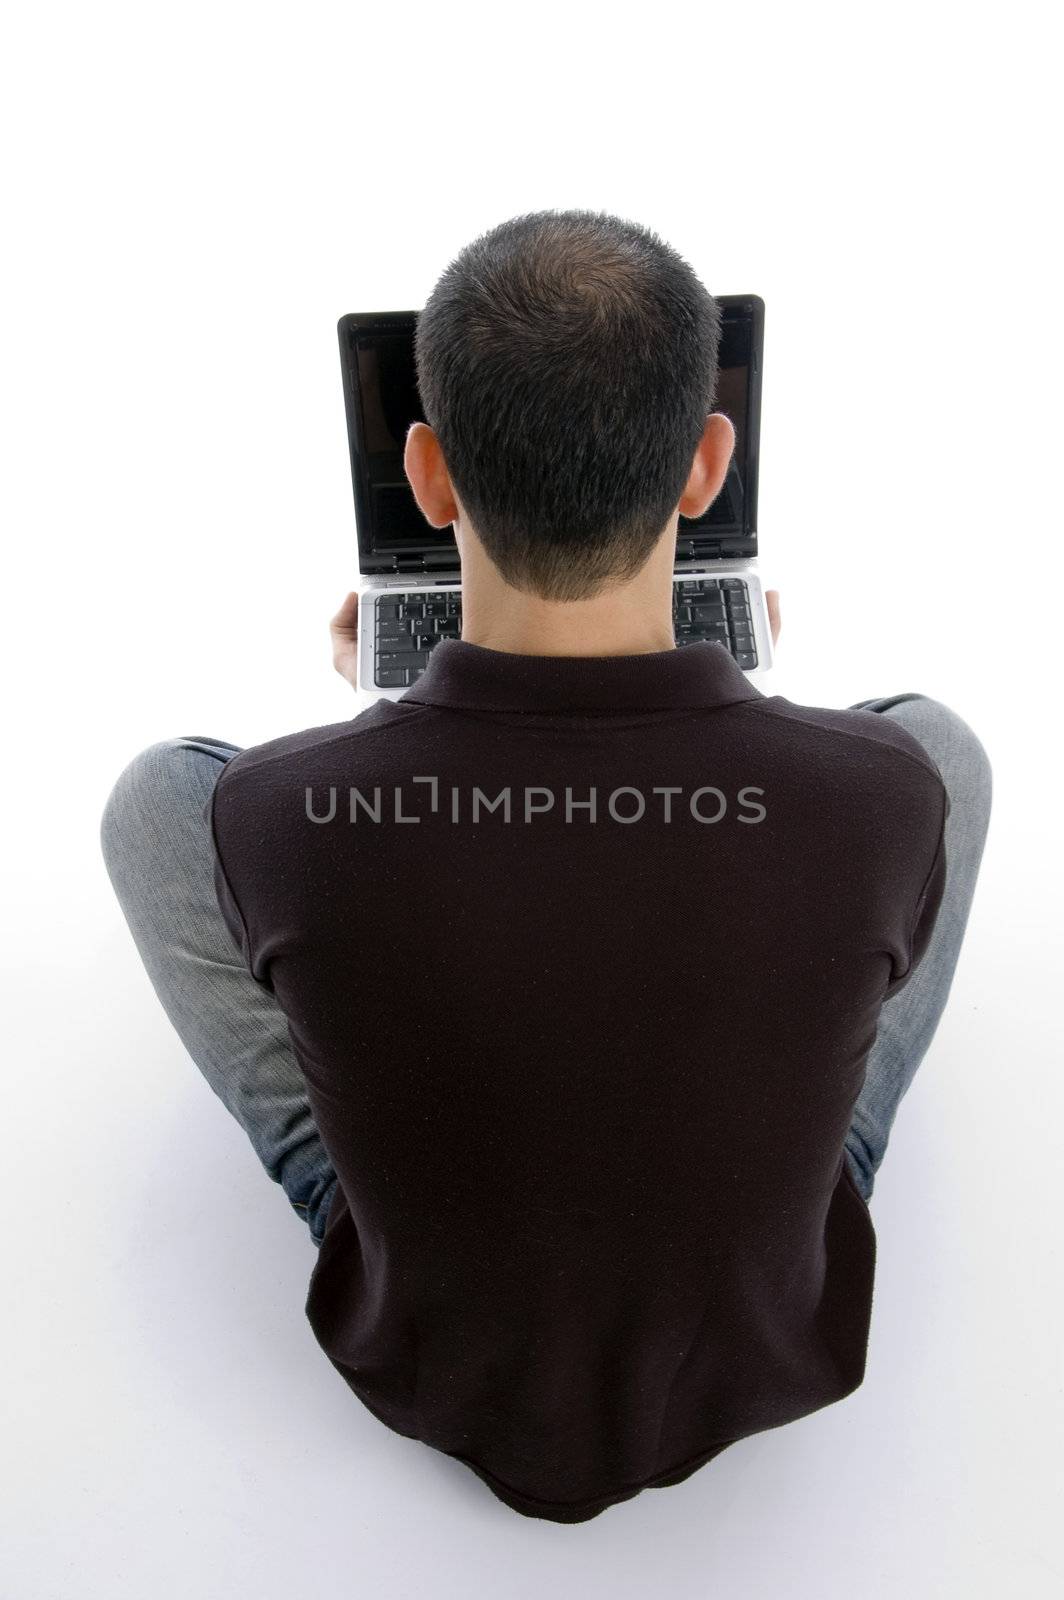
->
[[841, 694, 993, 1201], [101, 736, 338, 1246]]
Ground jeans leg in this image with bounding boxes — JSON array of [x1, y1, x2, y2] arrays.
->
[[100, 736, 338, 1246], [842, 695, 993, 1203]]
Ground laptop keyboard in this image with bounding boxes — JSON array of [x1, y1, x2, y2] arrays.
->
[[374, 576, 758, 689], [674, 578, 758, 670]]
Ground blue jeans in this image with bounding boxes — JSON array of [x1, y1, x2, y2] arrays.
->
[[99, 694, 992, 1245]]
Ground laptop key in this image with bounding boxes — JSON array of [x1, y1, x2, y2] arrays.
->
[[376, 669, 408, 687], [734, 651, 758, 669]]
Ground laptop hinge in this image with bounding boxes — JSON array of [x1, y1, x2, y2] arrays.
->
[[382, 549, 459, 574], [372, 538, 751, 572], [676, 533, 756, 561]]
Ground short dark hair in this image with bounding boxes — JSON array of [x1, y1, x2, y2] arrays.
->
[[413, 208, 722, 602]]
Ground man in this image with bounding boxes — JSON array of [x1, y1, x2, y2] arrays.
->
[[100, 208, 992, 1524]]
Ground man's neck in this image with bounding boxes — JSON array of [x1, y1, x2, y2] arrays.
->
[[458, 593, 676, 659], [454, 534, 679, 659]]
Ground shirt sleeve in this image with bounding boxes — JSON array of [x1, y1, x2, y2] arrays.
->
[[204, 777, 277, 995], [881, 781, 950, 1002]]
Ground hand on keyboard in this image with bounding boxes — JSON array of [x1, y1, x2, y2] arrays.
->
[[766, 589, 781, 648], [330, 591, 361, 691]]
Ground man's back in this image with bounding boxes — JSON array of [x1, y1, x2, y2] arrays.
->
[[208, 638, 948, 1523]]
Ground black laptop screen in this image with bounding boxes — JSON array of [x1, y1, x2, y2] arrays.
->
[[342, 303, 757, 561]]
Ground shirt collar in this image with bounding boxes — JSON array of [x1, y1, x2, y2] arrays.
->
[[399, 638, 768, 715]]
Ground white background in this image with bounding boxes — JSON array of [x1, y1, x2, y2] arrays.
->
[[2, 2, 1061, 1596]]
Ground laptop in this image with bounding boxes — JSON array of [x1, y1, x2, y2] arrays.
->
[[337, 295, 773, 698]]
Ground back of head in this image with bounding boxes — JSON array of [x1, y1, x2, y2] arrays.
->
[[414, 208, 722, 602]]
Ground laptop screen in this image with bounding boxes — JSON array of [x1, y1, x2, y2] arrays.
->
[[339, 297, 761, 570]]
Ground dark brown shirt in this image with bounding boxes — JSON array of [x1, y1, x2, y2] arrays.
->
[[208, 639, 948, 1523]]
